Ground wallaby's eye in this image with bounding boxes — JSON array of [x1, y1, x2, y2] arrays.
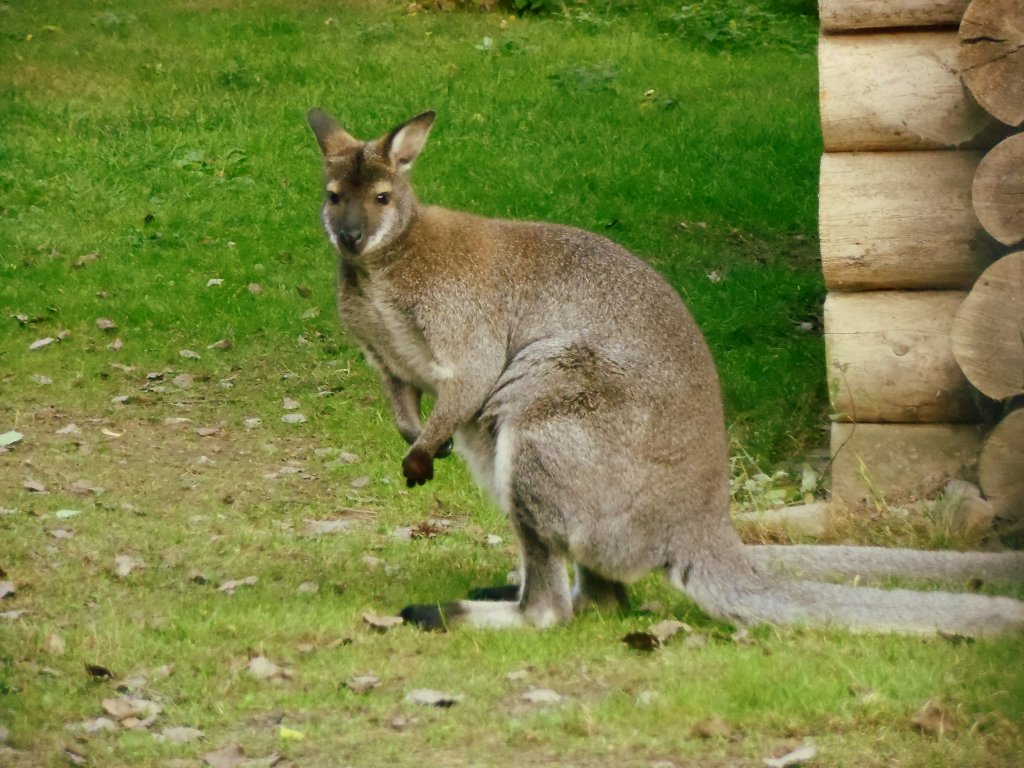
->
[[375, 192, 391, 206], [327, 191, 340, 205]]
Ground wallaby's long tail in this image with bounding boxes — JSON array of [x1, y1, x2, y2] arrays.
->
[[671, 548, 1024, 636], [746, 545, 1024, 586]]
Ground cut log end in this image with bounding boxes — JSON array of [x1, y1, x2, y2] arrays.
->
[[951, 252, 1024, 401], [972, 133, 1024, 247], [979, 409, 1024, 522], [958, 0, 1024, 126]]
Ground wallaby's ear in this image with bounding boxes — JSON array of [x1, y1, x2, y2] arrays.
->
[[383, 111, 436, 173], [307, 108, 359, 158]]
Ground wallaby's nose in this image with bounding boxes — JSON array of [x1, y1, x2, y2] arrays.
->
[[337, 226, 362, 253]]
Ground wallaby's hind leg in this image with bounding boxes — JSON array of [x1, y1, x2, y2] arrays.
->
[[401, 424, 579, 630], [574, 565, 629, 613], [399, 517, 572, 630]]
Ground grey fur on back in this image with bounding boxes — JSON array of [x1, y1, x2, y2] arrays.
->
[[307, 108, 1024, 637]]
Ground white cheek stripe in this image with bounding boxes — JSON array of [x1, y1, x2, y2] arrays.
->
[[322, 206, 340, 250], [363, 206, 397, 254]]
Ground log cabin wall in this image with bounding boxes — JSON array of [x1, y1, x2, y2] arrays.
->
[[817, 0, 1023, 519]]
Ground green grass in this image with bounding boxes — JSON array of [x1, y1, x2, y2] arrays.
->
[[1, 2, 1021, 766]]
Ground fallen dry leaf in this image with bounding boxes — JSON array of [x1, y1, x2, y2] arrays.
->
[[691, 716, 734, 740], [85, 662, 115, 680], [95, 317, 117, 331], [911, 700, 954, 737], [0, 581, 14, 600], [29, 337, 55, 351], [74, 251, 99, 268], [67, 479, 102, 496], [411, 519, 450, 539], [763, 743, 817, 767], [247, 655, 291, 683], [158, 726, 204, 744], [115, 555, 145, 578], [179, 349, 201, 360], [522, 688, 562, 705], [622, 631, 660, 652], [345, 673, 381, 694], [648, 619, 691, 643], [0, 431, 24, 448], [204, 743, 247, 768], [23, 477, 47, 494], [75, 717, 117, 733], [0, 610, 26, 621], [101, 696, 161, 727], [405, 688, 461, 708], [118, 674, 148, 694], [363, 612, 403, 632], [217, 576, 257, 594], [43, 633, 66, 656], [207, 338, 232, 350], [281, 413, 307, 424]]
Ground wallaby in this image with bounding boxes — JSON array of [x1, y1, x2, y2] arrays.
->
[[307, 108, 1024, 636]]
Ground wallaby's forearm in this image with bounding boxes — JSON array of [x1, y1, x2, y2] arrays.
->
[[378, 370, 423, 445]]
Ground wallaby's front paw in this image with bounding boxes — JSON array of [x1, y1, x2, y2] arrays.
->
[[402, 447, 434, 487]]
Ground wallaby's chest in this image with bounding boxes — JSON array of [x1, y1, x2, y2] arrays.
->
[[338, 273, 447, 391]]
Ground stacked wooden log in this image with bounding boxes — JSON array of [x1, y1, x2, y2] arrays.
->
[[819, 0, 1023, 523]]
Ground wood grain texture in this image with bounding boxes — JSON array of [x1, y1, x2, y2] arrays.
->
[[826, 291, 982, 422], [820, 151, 998, 289], [820, 0, 970, 32], [820, 31, 1001, 151]]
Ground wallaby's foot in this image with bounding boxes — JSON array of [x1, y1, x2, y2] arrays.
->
[[466, 584, 520, 601], [399, 602, 458, 631], [400, 599, 530, 629]]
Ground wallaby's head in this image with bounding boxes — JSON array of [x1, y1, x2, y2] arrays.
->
[[307, 109, 435, 257]]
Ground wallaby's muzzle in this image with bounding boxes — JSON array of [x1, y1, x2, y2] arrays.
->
[[336, 224, 363, 254]]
